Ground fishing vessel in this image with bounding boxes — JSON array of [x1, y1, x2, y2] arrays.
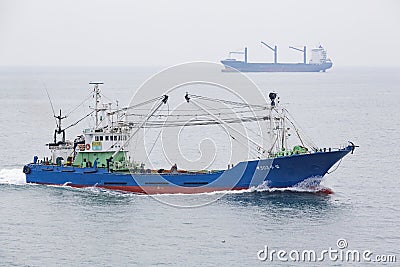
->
[[23, 83, 355, 194], [221, 43, 333, 72]]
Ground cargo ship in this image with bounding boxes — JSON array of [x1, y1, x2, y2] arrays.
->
[[23, 83, 354, 194], [221, 43, 333, 72]]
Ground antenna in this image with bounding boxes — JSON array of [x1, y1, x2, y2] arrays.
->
[[43, 83, 69, 144], [44, 84, 58, 127], [89, 82, 104, 127]]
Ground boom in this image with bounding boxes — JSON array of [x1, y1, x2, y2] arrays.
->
[[261, 41, 277, 63], [289, 46, 307, 64], [229, 47, 248, 63]]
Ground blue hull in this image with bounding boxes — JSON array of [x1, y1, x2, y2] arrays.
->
[[24, 147, 351, 194], [221, 60, 333, 72]]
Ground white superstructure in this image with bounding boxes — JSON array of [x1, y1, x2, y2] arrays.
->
[[309, 45, 331, 64]]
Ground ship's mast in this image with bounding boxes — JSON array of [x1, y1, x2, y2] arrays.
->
[[268, 92, 277, 152], [89, 82, 104, 128], [54, 109, 66, 143], [281, 108, 286, 150]]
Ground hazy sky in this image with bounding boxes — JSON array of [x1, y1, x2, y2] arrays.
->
[[1, 0, 399, 67]]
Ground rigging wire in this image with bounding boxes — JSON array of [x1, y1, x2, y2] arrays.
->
[[119, 94, 275, 157], [111, 95, 169, 158], [124, 107, 269, 118], [120, 96, 164, 112], [147, 101, 170, 157], [267, 134, 279, 154], [43, 85, 58, 127], [193, 98, 269, 156], [189, 98, 266, 157], [146, 125, 163, 157], [64, 110, 95, 131], [140, 100, 169, 156], [58, 89, 318, 160], [120, 116, 271, 128], [100, 92, 118, 107], [122, 105, 269, 112], [189, 94, 267, 109], [283, 108, 318, 150], [65, 92, 93, 117]]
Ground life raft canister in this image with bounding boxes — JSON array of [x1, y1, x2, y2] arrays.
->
[[86, 144, 90, 150], [23, 165, 31, 174]]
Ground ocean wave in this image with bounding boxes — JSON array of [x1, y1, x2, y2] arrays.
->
[[146, 184, 332, 197]]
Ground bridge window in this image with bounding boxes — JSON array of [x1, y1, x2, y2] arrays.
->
[[105, 136, 109, 141]]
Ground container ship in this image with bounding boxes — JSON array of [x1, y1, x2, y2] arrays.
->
[[221, 42, 333, 72]]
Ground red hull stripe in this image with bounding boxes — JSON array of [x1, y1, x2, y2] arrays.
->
[[30, 183, 333, 194], [32, 182, 247, 194]]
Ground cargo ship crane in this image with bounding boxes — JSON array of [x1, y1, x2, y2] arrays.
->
[[228, 47, 248, 63], [289, 46, 307, 64], [261, 41, 277, 63]]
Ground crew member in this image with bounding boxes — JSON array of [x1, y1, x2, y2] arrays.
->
[[170, 163, 178, 174]]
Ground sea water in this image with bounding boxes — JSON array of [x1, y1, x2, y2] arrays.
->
[[0, 66, 399, 266]]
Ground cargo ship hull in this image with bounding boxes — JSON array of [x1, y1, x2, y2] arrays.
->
[[221, 60, 333, 72]]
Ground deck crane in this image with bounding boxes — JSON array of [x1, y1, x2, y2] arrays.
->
[[289, 46, 307, 64], [228, 47, 248, 63], [261, 41, 277, 63]]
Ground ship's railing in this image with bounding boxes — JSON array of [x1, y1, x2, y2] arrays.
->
[[111, 160, 138, 172], [109, 160, 223, 175], [270, 145, 350, 158]]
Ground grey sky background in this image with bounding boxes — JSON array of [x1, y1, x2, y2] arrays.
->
[[1, 0, 399, 67]]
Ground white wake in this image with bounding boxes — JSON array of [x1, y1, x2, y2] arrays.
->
[[0, 168, 26, 185]]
